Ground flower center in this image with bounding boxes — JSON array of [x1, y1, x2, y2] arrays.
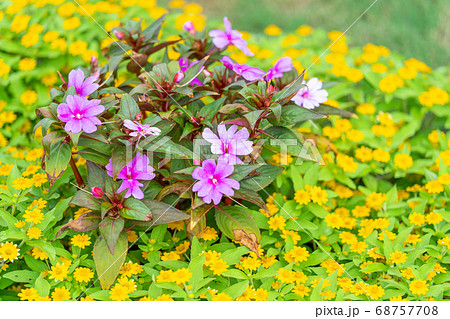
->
[[75, 113, 83, 119], [211, 178, 218, 185]]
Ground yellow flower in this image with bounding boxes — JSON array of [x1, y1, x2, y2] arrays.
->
[[350, 241, 368, 253], [293, 284, 310, 297], [426, 212, 443, 225], [27, 226, 42, 239], [367, 285, 384, 300], [409, 280, 428, 295], [20, 90, 38, 105], [0, 59, 11, 77], [0, 242, 20, 262], [398, 66, 417, 79], [119, 261, 143, 277], [372, 148, 390, 163], [156, 269, 174, 283], [394, 153, 413, 171], [212, 293, 232, 301], [21, 32, 39, 48], [281, 229, 301, 245], [63, 17, 81, 30], [43, 31, 59, 43], [378, 74, 404, 93], [371, 63, 388, 73], [401, 268, 415, 279], [117, 276, 137, 293], [355, 146, 373, 162], [356, 103, 376, 115], [241, 257, 261, 271], [209, 258, 228, 275], [19, 58, 36, 72], [172, 268, 192, 285], [286, 246, 310, 263], [23, 208, 44, 224], [346, 129, 364, 142], [264, 24, 282, 36], [68, 40, 88, 56], [49, 263, 69, 281], [18, 288, 39, 301], [308, 186, 328, 206], [161, 251, 181, 261], [74, 267, 94, 283], [424, 180, 443, 194], [296, 25, 313, 36], [260, 255, 277, 268], [71, 234, 91, 249], [110, 284, 129, 301], [31, 247, 48, 260], [11, 14, 30, 33], [199, 226, 218, 241], [126, 230, 138, 242], [408, 212, 425, 226], [14, 220, 26, 228], [389, 251, 407, 264], [337, 153, 358, 173], [276, 268, 295, 283], [268, 215, 286, 231], [365, 192, 387, 210]]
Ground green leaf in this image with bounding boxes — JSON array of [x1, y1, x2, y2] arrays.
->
[[307, 203, 328, 218], [44, 142, 72, 187], [35, 274, 50, 297], [27, 240, 56, 259], [99, 217, 125, 254], [6, 165, 22, 194], [130, 199, 189, 227], [119, 93, 140, 120], [121, 198, 152, 221], [188, 254, 205, 292], [310, 278, 323, 301], [315, 104, 357, 118], [267, 104, 325, 126], [232, 189, 266, 209], [70, 190, 102, 211], [3, 270, 39, 283], [222, 280, 249, 300], [93, 232, 128, 290], [361, 262, 388, 273], [272, 72, 305, 105], [54, 212, 101, 240], [240, 165, 284, 191], [215, 206, 261, 255], [222, 269, 249, 280]]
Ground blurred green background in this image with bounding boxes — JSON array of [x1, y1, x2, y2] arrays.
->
[[175, 0, 449, 68]]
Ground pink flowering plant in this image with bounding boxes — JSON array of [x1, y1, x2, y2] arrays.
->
[[34, 15, 350, 289]]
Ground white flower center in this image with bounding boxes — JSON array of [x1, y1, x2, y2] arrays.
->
[[75, 113, 83, 119]]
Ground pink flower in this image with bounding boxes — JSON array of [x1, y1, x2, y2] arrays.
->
[[67, 69, 99, 97], [209, 17, 253, 56], [192, 158, 240, 205], [202, 124, 253, 165], [220, 56, 265, 82], [183, 21, 196, 35], [292, 77, 328, 109], [116, 154, 156, 199], [91, 187, 103, 198], [266, 57, 293, 80], [57, 95, 104, 133], [123, 119, 161, 139]]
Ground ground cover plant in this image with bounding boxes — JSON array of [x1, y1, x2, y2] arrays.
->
[[0, 0, 449, 301]]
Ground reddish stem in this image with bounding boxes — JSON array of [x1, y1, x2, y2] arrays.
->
[[69, 156, 85, 188]]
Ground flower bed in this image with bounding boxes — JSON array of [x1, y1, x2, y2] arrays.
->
[[0, 0, 449, 302]]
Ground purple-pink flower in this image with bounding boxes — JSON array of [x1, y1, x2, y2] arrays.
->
[[179, 58, 203, 86], [124, 119, 161, 139], [209, 17, 253, 56], [183, 21, 196, 35], [202, 124, 253, 165], [221, 56, 265, 82], [291, 77, 328, 109], [57, 95, 104, 133], [67, 69, 99, 97], [114, 154, 155, 199], [266, 57, 293, 80], [192, 158, 240, 205]]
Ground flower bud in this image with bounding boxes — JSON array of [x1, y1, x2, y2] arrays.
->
[[174, 71, 184, 83], [90, 55, 98, 68], [113, 30, 125, 40], [91, 187, 103, 198], [183, 21, 196, 35], [267, 84, 275, 94], [135, 113, 142, 121], [203, 69, 211, 77], [193, 159, 201, 166], [92, 70, 100, 81]]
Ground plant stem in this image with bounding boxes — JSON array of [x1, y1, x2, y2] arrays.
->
[[69, 156, 85, 188]]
